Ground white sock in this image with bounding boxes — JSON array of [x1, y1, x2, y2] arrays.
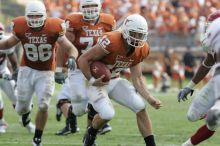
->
[[182, 139, 194, 146]]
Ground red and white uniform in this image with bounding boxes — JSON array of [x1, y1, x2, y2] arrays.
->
[[87, 31, 149, 120], [187, 18, 220, 126], [0, 36, 17, 108], [57, 13, 116, 116], [12, 16, 65, 114]]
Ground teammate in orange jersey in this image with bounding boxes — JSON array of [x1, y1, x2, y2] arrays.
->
[[78, 14, 162, 146], [54, 0, 115, 136], [0, 1, 78, 146]]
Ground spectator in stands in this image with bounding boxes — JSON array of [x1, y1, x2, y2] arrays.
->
[[163, 47, 173, 77], [183, 46, 196, 78], [172, 60, 185, 89], [152, 61, 163, 92]]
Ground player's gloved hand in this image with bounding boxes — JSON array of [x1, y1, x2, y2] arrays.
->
[[12, 68, 18, 81], [55, 72, 65, 84], [177, 87, 194, 102], [66, 56, 76, 71], [2, 74, 12, 80]]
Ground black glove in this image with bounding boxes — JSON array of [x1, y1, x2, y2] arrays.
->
[[12, 69, 18, 81], [55, 72, 65, 84], [177, 87, 194, 102], [66, 56, 76, 71]]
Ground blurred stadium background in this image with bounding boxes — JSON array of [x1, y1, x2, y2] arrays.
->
[[1, 0, 219, 90], [1, 0, 220, 146]]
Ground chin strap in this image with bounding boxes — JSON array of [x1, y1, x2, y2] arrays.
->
[[126, 45, 135, 57]]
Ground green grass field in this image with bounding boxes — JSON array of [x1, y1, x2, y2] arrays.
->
[[1, 81, 220, 146]]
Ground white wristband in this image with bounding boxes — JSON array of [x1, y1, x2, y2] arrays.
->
[[88, 77, 95, 86], [202, 61, 212, 69], [55, 67, 62, 73], [186, 80, 196, 89]]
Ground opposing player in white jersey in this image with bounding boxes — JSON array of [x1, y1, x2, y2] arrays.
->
[[178, 11, 220, 146], [0, 1, 78, 146], [55, 0, 115, 136], [0, 22, 18, 133]]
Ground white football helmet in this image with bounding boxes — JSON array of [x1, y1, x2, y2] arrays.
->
[[0, 23, 4, 40], [202, 17, 220, 53], [122, 14, 148, 48], [25, 0, 47, 28], [79, 0, 101, 21]]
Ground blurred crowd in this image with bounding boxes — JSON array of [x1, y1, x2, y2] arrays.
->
[[44, 0, 220, 35], [40, 0, 220, 92]]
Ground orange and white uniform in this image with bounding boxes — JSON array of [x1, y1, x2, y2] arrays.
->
[[66, 12, 115, 56], [87, 31, 149, 120], [57, 12, 116, 116], [12, 16, 65, 114]]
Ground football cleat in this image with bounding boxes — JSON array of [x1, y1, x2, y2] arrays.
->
[[181, 139, 193, 146], [55, 126, 79, 136], [32, 138, 42, 146], [0, 119, 8, 128], [26, 122, 35, 134], [0, 125, 6, 133], [83, 132, 97, 146], [98, 123, 112, 135]]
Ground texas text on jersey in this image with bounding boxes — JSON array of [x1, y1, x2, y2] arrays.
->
[[12, 16, 66, 71], [65, 12, 115, 56]]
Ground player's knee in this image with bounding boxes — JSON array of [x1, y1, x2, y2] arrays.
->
[[72, 105, 86, 116], [71, 100, 87, 116], [206, 121, 218, 131], [187, 110, 200, 122], [136, 103, 146, 113], [57, 99, 71, 109], [206, 109, 220, 131], [99, 106, 115, 120], [39, 102, 49, 112], [15, 101, 30, 115], [132, 98, 146, 113]]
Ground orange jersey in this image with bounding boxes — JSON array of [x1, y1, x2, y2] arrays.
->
[[12, 16, 65, 71], [98, 31, 150, 77], [65, 12, 115, 57]]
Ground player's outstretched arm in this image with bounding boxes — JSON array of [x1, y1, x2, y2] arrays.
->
[[130, 64, 162, 109], [57, 35, 78, 60], [57, 36, 78, 71], [54, 44, 66, 84], [7, 51, 19, 81], [177, 53, 215, 102], [8, 52, 19, 72], [0, 35, 20, 50], [192, 53, 215, 84]]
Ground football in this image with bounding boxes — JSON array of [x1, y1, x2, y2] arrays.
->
[[90, 61, 111, 82]]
